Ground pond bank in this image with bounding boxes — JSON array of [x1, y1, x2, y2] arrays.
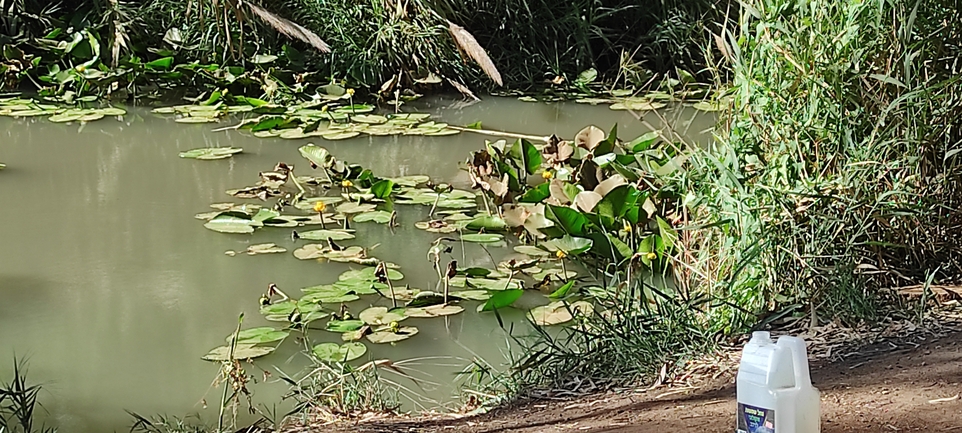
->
[[306, 308, 962, 432]]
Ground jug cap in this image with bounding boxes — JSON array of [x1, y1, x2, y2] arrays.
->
[[751, 331, 771, 342]]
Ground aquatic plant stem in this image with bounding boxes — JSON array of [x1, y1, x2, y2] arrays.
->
[[219, 313, 244, 433], [449, 126, 549, 142]]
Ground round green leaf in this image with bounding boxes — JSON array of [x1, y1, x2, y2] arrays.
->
[[527, 301, 593, 326], [203, 212, 254, 234], [366, 326, 418, 344], [542, 235, 593, 255], [179, 147, 243, 160], [353, 210, 392, 224], [312, 342, 367, 362], [227, 327, 289, 344], [326, 319, 365, 332], [404, 304, 464, 318], [460, 233, 504, 243], [202, 344, 274, 361], [299, 229, 355, 242], [358, 307, 407, 325]]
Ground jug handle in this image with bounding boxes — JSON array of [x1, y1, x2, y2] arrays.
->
[[780, 336, 812, 387]]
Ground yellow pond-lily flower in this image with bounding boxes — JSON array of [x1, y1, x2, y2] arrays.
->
[[646, 252, 658, 261], [542, 170, 554, 180], [313, 201, 326, 213], [555, 250, 567, 259], [341, 179, 353, 188]]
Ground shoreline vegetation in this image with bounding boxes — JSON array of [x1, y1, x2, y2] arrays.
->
[[4, 0, 962, 432]]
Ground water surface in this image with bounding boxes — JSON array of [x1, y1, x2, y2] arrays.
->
[[0, 96, 712, 432]]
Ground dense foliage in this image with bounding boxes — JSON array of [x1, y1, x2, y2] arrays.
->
[[0, 0, 727, 99], [677, 0, 962, 331]]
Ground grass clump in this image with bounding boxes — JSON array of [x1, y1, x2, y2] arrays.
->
[[1, 358, 54, 433], [677, 0, 962, 330]]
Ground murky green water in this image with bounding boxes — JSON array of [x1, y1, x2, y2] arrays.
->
[[0, 96, 712, 432]]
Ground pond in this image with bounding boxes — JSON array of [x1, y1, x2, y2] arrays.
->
[[0, 96, 713, 432]]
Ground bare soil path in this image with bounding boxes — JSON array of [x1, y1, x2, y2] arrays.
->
[[322, 330, 962, 433]]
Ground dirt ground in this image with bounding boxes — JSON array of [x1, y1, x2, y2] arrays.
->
[[320, 329, 962, 433]]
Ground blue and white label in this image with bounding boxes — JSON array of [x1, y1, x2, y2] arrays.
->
[[736, 403, 774, 433]]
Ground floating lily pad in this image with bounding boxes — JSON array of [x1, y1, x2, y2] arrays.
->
[[352, 114, 388, 124], [301, 289, 360, 304], [326, 319, 365, 332], [227, 327, 289, 344], [337, 202, 377, 214], [542, 235, 593, 255], [386, 175, 430, 187], [449, 290, 491, 301], [465, 215, 507, 231], [358, 307, 407, 325], [321, 130, 361, 140], [353, 210, 393, 224], [341, 327, 370, 342], [202, 344, 274, 362], [312, 342, 367, 362], [514, 245, 550, 256], [404, 304, 464, 318], [175, 116, 218, 123], [204, 212, 254, 234], [610, 100, 667, 111], [179, 147, 243, 160], [460, 233, 504, 243], [415, 220, 458, 233], [339, 267, 403, 282], [298, 229, 356, 241], [465, 278, 522, 291], [366, 326, 418, 344], [246, 243, 287, 255], [527, 300, 594, 326]]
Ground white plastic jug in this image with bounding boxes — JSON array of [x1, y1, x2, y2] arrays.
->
[[736, 331, 820, 433]]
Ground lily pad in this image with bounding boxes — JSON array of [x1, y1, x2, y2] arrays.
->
[[386, 175, 430, 187], [326, 319, 365, 332], [449, 290, 491, 301], [202, 344, 274, 361], [227, 327, 289, 344], [358, 307, 407, 325], [527, 301, 594, 326], [460, 233, 504, 243], [404, 304, 464, 318], [366, 326, 418, 344], [203, 212, 254, 234], [542, 235, 593, 255], [339, 267, 403, 282], [246, 243, 287, 255], [321, 130, 361, 140], [179, 147, 243, 160], [352, 114, 388, 124], [298, 229, 356, 241], [337, 202, 377, 214], [465, 278, 522, 291], [353, 210, 393, 224], [312, 342, 367, 362], [514, 245, 550, 256]]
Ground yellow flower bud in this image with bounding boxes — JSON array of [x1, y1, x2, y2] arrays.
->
[[347, 88, 355, 96], [389, 321, 400, 333], [555, 250, 567, 259], [646, 252, 657, 261], [312, 201, 326, 213], [341, 179, 353, 188], [542, 170, 554, 180], [623, 220, 632, 232]]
